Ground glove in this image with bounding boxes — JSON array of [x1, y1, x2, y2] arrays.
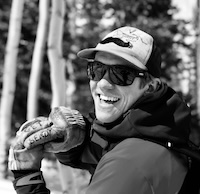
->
[[44, 106, 86, 153], [8, 117, 50, 170], [8, 146, 44, 170], [23, 106, 86, 153]]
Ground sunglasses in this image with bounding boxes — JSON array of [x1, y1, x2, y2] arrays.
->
[[87, 61, 146, 86]]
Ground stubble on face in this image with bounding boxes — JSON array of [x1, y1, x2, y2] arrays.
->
[[90, 52, 147, 123]]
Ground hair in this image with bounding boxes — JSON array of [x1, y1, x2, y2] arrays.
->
[[139, 72, 161, 91], [139, 72, 151, 88]]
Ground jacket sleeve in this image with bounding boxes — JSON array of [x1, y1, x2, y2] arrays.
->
[[85, 151, 154, 194], [55, 116, 98, 171], [85, 138, 188, 194], [54, 133, 101, 173], [12, 170, 50, 194]]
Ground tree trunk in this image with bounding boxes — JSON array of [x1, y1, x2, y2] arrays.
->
[[197, 0, 200, 118], [0, 0, 24, 178], [47, 0, 66, 108], [47, 0, 77, 193], [27, 0, 50, 120]]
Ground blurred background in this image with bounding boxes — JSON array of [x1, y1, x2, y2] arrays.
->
[[0, 0, 199, 193]]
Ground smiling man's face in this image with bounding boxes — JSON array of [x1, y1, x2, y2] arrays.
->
[[89, 51, 148, 123]]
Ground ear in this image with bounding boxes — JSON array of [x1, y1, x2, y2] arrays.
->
[[145, 78, 161, 94]]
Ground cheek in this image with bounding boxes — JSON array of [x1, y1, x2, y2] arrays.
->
[[120, 83, 146, 108], [89, 81, 96, 96], [121, 91, 137, 110]]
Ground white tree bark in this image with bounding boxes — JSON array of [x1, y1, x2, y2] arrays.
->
[[27, 0, 50, 120], [197, 0, 200, 118], [0, 0, 25, 177], [47, 1, 76, 193], [47, 0, 66, 108]]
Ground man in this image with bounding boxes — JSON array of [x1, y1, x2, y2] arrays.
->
[[9, 26, 200, 194]]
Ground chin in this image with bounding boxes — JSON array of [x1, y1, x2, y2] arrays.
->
[[96, 112, 118, 123]]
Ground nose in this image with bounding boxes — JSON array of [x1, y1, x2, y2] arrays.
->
[[97, 71, 114, 89]]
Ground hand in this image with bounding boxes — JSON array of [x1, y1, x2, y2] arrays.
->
[[44, 106, 86, 153], [8, 117, 50, 170], [17, 107, 86, 153], [8, 145, 44, 170]]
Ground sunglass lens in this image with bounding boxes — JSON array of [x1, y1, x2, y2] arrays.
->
[[87, 61, 105, 81], [111, 66, 135, 86]]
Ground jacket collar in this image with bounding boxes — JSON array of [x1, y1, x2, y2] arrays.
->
[[91, 83, 191, 145]]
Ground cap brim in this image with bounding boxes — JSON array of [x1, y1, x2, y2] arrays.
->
[[77, 48, 147, 71]]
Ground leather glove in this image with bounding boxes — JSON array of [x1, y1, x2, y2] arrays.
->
[[8, 117, 50, 170], [18, 106, 86, 153], [44, 106, 86, 153]]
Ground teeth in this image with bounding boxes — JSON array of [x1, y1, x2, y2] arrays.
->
[[99, 94, 119, 102]]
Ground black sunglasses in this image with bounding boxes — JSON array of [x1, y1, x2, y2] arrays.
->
[[87, 61, 146, 86]]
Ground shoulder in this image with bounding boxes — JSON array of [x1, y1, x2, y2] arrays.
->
[[103, 138, 188, 173], [96, 138, 187, 193], [103, 138, 172, 164], [105, 138, 187, 162]]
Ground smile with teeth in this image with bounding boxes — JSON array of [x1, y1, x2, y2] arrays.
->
[[99, 94, 120, 103]]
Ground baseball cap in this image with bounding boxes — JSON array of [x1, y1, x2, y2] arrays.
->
[[77, 26, 161, 77]]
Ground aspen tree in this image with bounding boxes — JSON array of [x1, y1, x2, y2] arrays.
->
[[197, 1, 200, 120], [48, 0, 66, 107], [0, 0, 25, 178], [27, 0, 50, 119], [47, 0, 77, 193]]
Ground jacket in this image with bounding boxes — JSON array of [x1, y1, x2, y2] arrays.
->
[[12, 83, 200, 193]]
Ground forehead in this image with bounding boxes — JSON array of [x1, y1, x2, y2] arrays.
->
[[94, 51, 129, 65]]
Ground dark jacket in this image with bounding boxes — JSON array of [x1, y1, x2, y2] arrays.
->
[[13, 84, 200, 194]]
